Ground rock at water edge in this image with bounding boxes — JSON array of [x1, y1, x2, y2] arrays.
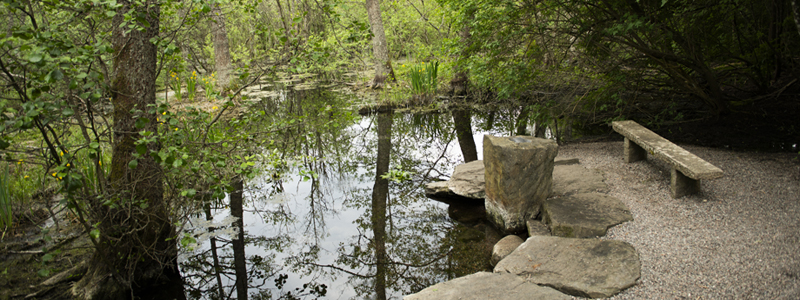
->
[[403, 272, 571, 300], [490, 235, 524, 266], [494, 236, 641, 298], [449, 160, 486, 199], [484, 135, 558, 233], [542, 192, 633, 238]]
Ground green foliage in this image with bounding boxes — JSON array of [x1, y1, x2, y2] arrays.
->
[[0, 165, 11, 235], [409, 61, 439, 95]]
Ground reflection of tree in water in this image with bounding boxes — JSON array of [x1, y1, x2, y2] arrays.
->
[[180, 88, 355, 299], [288, 112, 492, 298], [181, 88, 500, 298]]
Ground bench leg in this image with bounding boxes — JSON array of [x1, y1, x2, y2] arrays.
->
[[671, 168, 701, 198], [624, 138, 647, 163]]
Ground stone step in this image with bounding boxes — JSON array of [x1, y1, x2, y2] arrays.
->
[[494, 236, 641, 298], [542, 192, 633, 238], [403, 272, 571, 300]]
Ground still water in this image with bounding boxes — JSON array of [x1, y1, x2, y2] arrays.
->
[[177, 87, 535, 299]]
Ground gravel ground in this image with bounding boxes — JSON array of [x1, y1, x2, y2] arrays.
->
[[556, 141, 800, 300]]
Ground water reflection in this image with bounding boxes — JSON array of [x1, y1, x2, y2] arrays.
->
[[179, 89, 544, 299]]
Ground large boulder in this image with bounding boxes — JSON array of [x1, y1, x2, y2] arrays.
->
[[494, 236, 641, 298], [542, 192, 633, 238], [490, 235, 524, 266], [403, 272, 571, 300], [484, 135, 557, 233], [551, 164, 607, 196]]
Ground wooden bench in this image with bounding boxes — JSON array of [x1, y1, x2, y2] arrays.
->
[[611, 120, 723, 198]]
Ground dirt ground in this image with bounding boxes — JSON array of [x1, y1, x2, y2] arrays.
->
[[0, 204, 93, 300]]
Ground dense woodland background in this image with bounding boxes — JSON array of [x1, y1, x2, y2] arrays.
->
[[0, 0, 798, 298]]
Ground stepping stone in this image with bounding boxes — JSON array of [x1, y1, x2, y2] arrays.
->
[[494, 236, 641, 298], [542, 192, 633, 238], [552, 164, 607, 196], [403, 272, 571, 300]]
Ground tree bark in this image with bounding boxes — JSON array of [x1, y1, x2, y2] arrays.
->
[[72, 1, 180, 298], [211, 2, 233, 91], [366, 0, 395, 88], [450, 7, 474, 96]]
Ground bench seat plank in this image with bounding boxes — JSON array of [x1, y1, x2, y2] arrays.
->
[[612, 120, 723, 180]]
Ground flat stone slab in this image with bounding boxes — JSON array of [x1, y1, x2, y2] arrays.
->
[[552, 164, 607, 196], [612, 120, 723, 180], [494, 236, 641, 298], [542, 192, 633, 238], [424, 160, 485, 203], [449, 160, 486, 199], [404, 272, 571, 300]]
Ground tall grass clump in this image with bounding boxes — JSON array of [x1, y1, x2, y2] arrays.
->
[[409, 61, 439, 96], [1, 165, 12, 238]]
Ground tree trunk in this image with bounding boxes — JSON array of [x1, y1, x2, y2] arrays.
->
[[371, 113, 392, 300], [366, 0, 395, 88], [450, 7, 474, 96], [211, 2, 233, 91], [72, 1, 180, 298]]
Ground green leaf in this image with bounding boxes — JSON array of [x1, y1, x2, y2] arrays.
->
[[128, 159, 138, 169], [89, 142, 100, 149], [172, 159, 183, 168], [135, 117, 149, 129], [136, 144, 147, 155], [106, 11, 116, 17], [90, 229, 100, 240], [29, 53, 42, 63], [180, 189, 196, 197], [37, 268, 50, 277], [62, 107, 74, 117], [42, 253, 54, 263]]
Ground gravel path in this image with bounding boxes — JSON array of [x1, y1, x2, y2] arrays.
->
[[556, 141, 800, 300]]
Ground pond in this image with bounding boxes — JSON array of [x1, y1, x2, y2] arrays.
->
[[177, 86, 551, 299]]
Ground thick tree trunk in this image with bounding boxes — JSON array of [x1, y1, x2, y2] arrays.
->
[[72, 1, 180, 298], [450, 7, 474, 96], [211, 3, 233, 91], [366, 0, 395, 88], [371, 113, 392, 300]]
